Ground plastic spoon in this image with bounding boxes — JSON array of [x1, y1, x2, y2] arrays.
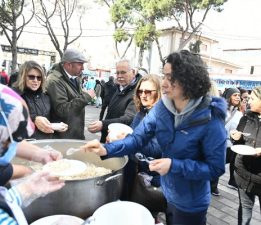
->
[[66, 147, 82, 156], [135, 152, 154, 164], [242, 132, 251, 137]]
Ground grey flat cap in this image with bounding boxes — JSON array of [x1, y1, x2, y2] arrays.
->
[[61, 49, 87, 63]]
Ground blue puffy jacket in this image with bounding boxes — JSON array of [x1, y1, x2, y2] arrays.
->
[[104, 96, 227, 213]]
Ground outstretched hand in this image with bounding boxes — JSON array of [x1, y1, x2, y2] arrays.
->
[[80, 139, 107, 156], [15, 171, 65, 207]]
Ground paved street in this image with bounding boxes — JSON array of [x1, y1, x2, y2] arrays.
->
[[84, 105, 261, 225]]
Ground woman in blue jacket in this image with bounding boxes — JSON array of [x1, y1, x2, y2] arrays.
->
[[82, 50, 227, 225]]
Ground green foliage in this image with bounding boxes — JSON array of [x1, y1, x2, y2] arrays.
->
[[110, 0, 133, 23], [0, 0, 23, 23], [138, 0, 175, 19], [105, 0, 226, 60], [134, 23, 158, 49], [109, 0, 176, 49], [200, 0, 227, 9], [113, 28, 130, 42]]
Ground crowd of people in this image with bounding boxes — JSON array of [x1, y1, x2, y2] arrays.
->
[[0, 48, 260, 225]]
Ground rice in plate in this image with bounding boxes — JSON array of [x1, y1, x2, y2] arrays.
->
[[32, 160, 112, 180]]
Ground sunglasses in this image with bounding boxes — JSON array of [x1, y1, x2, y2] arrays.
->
[[137, 89, 156, 96], [27, 75, 42, 81]]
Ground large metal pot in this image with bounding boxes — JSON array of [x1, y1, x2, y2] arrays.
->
[[12, 139, 128, 224]]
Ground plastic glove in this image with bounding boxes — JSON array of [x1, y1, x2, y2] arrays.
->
[[15, 171, 65, 207], [31, 145, 63, 164]]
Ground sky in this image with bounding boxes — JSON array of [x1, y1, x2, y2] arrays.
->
[[202, 0, 261, 49], [19, 0, 261, 52], [2, 0, 261, 69]]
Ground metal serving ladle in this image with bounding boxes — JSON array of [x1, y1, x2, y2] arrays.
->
[[135, 152, 154, 164]]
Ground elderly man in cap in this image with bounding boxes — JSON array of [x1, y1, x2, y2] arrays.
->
[[46, 49, 95, 139]]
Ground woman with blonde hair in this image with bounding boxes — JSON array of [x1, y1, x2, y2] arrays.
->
[[13, 60, 67, 139], [119, 74, 162, 197]]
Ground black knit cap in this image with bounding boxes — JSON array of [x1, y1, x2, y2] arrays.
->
[[222, 87, 240, 100]]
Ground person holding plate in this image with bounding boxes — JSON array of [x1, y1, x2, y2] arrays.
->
[[13, 61, 68, 139], [230, 86, 261, 225], [82, 50, 227, 225]]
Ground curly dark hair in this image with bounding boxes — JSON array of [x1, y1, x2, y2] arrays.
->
[[164, 50, 211, 99]]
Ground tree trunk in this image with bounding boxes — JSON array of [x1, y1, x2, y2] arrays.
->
[[11, 22, 17, 74], [138, 46, 145, 68]]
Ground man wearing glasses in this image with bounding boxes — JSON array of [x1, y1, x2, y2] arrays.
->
[[88, 59, 141, 143], [46, 49, 95, 140]]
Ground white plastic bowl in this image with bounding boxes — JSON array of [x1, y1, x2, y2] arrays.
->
[[86, 201, 154, 225], [30, 215, 84, 225]]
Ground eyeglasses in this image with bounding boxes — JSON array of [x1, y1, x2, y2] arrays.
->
[[137, 89, 156, 96], [27, 75, 42, 81], [116, 70, 130, 75]]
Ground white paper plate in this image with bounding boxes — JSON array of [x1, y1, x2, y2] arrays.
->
[[51, 123, 65, 131], [108, 123, 133, 141], [231, 145, 256, 155], [43, 159, 87, 177], [30, 215, 84, 225]]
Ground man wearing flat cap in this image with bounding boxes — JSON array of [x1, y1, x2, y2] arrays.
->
[[46, 49, 95, 139]]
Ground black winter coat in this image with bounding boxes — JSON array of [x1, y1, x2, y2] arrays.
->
[[234, 111, 261, 194], [235, 111, 261, 174], [100, 78, 139, 143], [103, 80, 116, 104], [14, 87, 53, 139]]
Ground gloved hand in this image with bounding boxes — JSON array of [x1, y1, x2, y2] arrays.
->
[[16, 141, 63, 165], [31, 145, 63, 164], [15, 171, 65, 207]]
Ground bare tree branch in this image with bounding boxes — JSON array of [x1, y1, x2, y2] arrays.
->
[[36, 0, 84, 58], [0, 0, 35, 73], [121, 34, 134, 59]]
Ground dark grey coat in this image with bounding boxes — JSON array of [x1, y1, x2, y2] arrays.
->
[[46, 63, 92, 139]]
